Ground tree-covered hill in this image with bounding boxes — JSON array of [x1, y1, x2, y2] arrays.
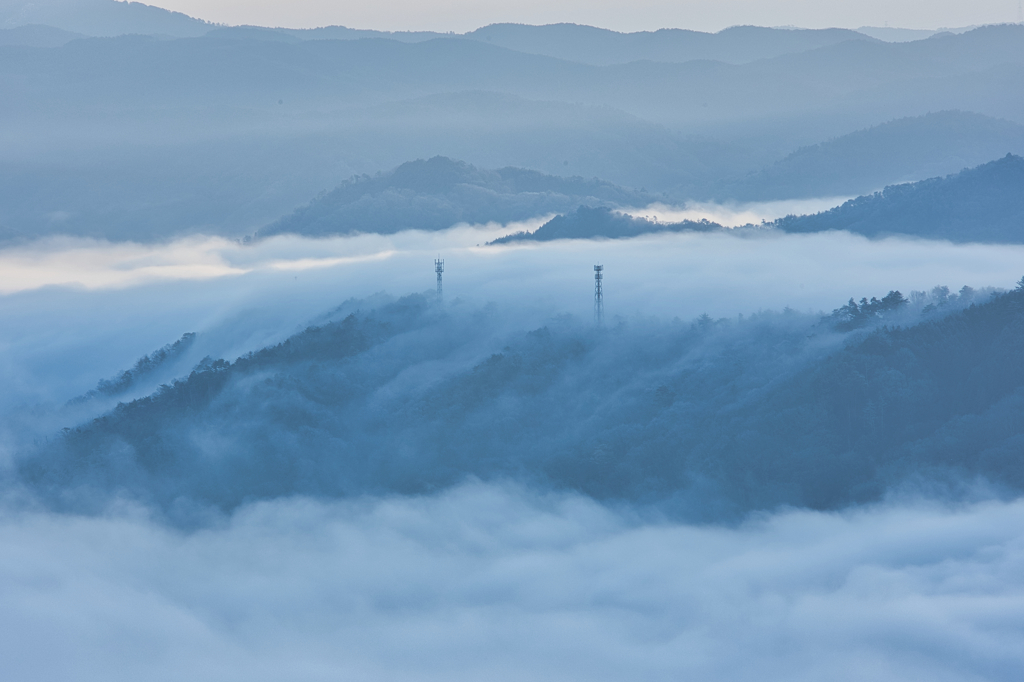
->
[[489, 205, 722, 243], [775, 153, 1024, 241], [256, 157, 652, 238], [20, 284, 1024, 523]]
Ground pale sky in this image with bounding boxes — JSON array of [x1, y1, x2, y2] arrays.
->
[[146, 0, 1023, 33]]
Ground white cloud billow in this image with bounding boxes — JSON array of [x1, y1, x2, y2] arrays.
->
[[0, 484, 1021, 681]]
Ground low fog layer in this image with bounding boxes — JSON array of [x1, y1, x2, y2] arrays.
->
[[2, 227, 1023, 416], [0, 484, 1021, 681], [620, 197, 853, 227]]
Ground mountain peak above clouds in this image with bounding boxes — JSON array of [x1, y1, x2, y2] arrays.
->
[[257, 157, 652, 239]]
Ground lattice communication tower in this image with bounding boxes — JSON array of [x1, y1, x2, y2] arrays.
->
[[435, 257, 444, 301], [594, 264, 604, 325]]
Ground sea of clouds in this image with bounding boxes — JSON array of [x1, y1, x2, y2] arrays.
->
[[2, 219, 1024, 680], [3, 219, 1024, 404], [0, 483, 1022, 681], [2, 220, 1024, 412]]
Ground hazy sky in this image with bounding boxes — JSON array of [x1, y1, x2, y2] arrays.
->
[[147, 0, 1024, 33]]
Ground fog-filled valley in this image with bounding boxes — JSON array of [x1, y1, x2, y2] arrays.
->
[[3, 1, 1024, 679]]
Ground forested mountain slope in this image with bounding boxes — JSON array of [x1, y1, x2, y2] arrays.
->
[[21, 285, 1024, 523], [776, 153, 1024, 241]]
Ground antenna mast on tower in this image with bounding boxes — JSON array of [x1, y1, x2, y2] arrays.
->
[[594, 265, 604, 325], [435, 257, 444, 302]]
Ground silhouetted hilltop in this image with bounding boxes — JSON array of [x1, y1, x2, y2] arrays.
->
[[257, 157, 652, 238], [776, 153, 1024, 242], [721, 111, 1024, 200], [20, 285, 1024, 521], [489, 205, 722, 243]]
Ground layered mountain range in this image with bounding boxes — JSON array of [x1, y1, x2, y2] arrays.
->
[[1, 4, 1023, 242]]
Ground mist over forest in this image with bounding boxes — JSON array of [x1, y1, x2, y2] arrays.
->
[[18, 284, 1024, 526], [2, 1, 1024, 680]]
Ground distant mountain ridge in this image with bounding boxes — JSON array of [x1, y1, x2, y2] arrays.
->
[[4, 24, 1020, 140], [776, 153, 1024, 242], [257, 157, 652, 238], [3, 16, 1024, 242], [459, 24, 876, 65], [0, 3, 883, 65], [240, 23, 878, 66], [719, 111, 1024, 201]]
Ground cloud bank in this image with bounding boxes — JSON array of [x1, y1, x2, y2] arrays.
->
[[2, 225, 1023, 411], [620, 197, 853, 227], [0, 483, 1021, 681]]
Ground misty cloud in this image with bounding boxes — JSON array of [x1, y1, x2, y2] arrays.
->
[[0, 484, 1021, 681], [3, 223, 1024, 308], [619, 197, 853, 227], [2, 226, 1023, 412]]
